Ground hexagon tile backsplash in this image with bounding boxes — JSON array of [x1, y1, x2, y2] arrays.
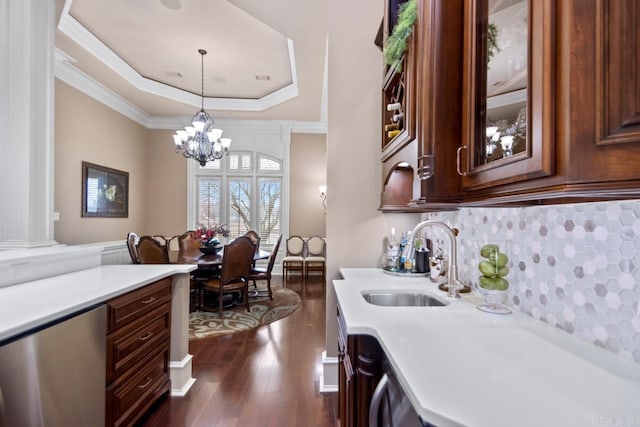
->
[[422, 200, 640, 365]]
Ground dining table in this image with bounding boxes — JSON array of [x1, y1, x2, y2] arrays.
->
[[173, 247, 270, 267]]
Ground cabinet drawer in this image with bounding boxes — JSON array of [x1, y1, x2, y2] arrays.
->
[[106, 343, 170, 427], [106, 303, 171, 384], [108, 278, 171, 332]]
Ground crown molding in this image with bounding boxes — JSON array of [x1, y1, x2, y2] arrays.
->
[[55, 49, 153, 128], [291, 121, 327, 134], [57, 6, 299, 111], [55, 49, 325, 134]]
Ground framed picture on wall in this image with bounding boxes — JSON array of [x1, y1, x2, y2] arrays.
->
[[81, 161, 129, 217]]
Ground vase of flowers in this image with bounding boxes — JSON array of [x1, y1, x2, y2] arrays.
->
[[193, 225, 230, 255]]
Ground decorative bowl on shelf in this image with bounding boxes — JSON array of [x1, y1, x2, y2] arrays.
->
[[199, 245, 222, 255]]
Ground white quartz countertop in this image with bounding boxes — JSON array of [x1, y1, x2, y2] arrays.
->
[[335, 268, 640, 427], [0, 264, 195, 344]]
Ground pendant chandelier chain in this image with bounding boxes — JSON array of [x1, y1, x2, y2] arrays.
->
[[199, 49, 206, 111]]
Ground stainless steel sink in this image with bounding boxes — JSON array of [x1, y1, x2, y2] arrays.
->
[[362, 291, 448, 307]]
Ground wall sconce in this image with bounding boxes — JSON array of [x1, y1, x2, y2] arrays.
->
[[319, 185, 327, 213]]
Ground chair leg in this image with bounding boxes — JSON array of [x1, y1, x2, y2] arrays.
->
[[245, 286, 250, 312], [218, 290, 223, 317], [283, 265, 288, 288], [267, 277, 272, 300]]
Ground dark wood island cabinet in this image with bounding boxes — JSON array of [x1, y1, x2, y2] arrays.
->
[[337, 307, 386, 427], [106, 278, 172, 427]]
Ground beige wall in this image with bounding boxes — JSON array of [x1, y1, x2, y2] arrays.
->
[[144, 129, 188, 237], [290, 133, 327, 237], [325, 0, 421, 355], [54, 80, 150, 244]]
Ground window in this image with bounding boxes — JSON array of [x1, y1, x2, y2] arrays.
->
[[197, 178, 221, 228], [228, 178, 252, 239], [193, 152, 283, 248]]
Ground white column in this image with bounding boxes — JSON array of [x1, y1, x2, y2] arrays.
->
[[169, 273, 196, 396], [0, 0, 57, 249]]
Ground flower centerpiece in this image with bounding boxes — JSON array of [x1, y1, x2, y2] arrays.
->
[[193, 225, 230, 255]]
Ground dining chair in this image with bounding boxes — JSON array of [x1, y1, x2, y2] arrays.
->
[[244, 228, 261, 259], [177, 230, 200, 261], [201, 236, 256, 317], [248, 234, 282, 299], [282, 235, 305, 287], [305, 236, 326, 287], [177, 230, 213, 311], [136, 235, 170, 264], [126, 232, 141, 264]]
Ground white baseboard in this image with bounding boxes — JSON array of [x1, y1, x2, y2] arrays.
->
[[319, 350, 339, 393], [319, 375, 339, 393], [169, 354, 195, 396]]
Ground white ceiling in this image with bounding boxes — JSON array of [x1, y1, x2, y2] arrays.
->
[[54, 0, 328, 123]]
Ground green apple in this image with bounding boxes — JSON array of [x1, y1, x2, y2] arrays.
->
[[478, 261, 496, 276], [494, 252, 509, 267], [479, 276, 495, 290], [497, 266, 509, 277], [495, 277, 509, 291], [480, 244, 499, 258]]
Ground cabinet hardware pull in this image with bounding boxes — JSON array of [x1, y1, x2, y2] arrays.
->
[[456, 145, 468, 176], [369, 373, 389, 427], [138, 332, 154, 341], [138, 377, 153, 389], [141, 296, 156, 304]]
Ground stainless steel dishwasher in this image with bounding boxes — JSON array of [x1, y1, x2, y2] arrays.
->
[[370, 367, 434, 427], [0, 305, 107, 427]]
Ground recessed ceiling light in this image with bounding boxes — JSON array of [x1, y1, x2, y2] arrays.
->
[[160, 0, 181, 10], [255, 75, 271, 81]]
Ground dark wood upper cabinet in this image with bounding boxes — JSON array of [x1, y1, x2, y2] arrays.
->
[[460, 0, 555, 192], [561, 0, 640, 187], [412, 0, 465, 207], [460, 0, 640, 203], [379, 0, 419, 211], [379, 0, 640, 210]]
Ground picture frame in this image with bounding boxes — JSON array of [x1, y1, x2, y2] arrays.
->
[[81, 161, 129, 218]]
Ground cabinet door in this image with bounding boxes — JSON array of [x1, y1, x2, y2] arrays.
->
[[414, 0, 464, 205], [561, 0, 640, 186], [460, 0, 555, 191]]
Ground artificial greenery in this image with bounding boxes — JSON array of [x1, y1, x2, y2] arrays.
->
[[487, 22, 500, 65], [383, 0, 417, 72]]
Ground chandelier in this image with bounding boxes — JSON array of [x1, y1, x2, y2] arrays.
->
[[173, 49, 231, 167]]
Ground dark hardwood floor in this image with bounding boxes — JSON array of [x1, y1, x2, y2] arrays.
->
[[140, 274, 338, 427]]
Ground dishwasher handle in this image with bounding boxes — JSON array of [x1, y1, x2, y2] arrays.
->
[[369, 373, 389, 427]]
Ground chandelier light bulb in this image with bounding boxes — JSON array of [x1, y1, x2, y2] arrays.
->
[[221, 138, 231, 149]]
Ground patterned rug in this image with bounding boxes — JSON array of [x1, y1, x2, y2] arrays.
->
[[189, 286, 301, 339]]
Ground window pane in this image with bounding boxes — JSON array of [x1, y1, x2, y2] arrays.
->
[[200, 158, 221, 170], [258, 156, 281, 172], [241, 154, 251, 169], [228, 153, 252, 171], [228, 179, 252, 238], [258, 178, 281, 245], [198, 178, 221, 228]]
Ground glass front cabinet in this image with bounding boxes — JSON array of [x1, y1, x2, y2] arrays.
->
[[459, 0, 555, 193]]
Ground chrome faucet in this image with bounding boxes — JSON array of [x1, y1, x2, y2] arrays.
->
[[404, 220, 464, 298]]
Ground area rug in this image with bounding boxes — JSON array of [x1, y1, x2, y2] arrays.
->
[[189, 286, 301, 339]]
